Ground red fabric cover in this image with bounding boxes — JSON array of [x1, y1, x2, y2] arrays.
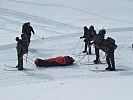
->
[[45, 56, 67, 65]]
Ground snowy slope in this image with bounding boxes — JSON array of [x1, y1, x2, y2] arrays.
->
[[0, 0, 133, 100]]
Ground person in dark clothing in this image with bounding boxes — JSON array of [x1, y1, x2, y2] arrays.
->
[[80, 25, 94, 54], [93, 29, 106, 64], [92, 33, 116, 71], [16, 34, 29, 70], [21, 33, 29, 54], [105, 52, 115, 71], [16, 37, 24, 70], [22, 22, 35, 45], [22, 23, 28, 34]]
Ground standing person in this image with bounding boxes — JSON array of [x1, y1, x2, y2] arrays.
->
[[105, 51, 115, 71], [22, 22, 35, 45], [93, 34, 117, 71], [16, 34, 29, 70], [21, 33, 29, 54], [80, 25, 95, 54], [22, 22, 28, 34], [16, 37, 24, 70], [93, 29, 106, 64]]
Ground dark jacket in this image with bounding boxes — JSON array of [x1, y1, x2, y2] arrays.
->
[[26, 26, 35, 35], [82, 27, 94, 41], [93, 35, 116, 53], [22, 23, 35, 35], [16, 39, 23, 55], [22, 23, 27, 34]]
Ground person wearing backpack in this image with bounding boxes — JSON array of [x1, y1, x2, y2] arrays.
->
[[80, 25, 94, 54], [93, 29, 106, 64], [93, 33, 117, 71]]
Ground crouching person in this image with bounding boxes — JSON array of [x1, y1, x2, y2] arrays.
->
[[93, 35, 117, 71], [34, 56, 75, 67]]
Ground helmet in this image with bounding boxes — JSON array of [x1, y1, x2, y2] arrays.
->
[[84, 26, 88, 29], [99, 29, 106, 34], [15, 37, 19, 41], [27, 22, 30, 24], [89, 25, 94, 29], [27, 22, 30, 26]]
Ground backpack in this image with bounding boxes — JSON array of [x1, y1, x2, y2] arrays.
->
[[106, 37, 115, 44], [105, 37, 117, 50], [95, 36, 117, 52]]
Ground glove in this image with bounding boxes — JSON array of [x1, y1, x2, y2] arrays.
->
[[89, 42, 94, 45], [80, 36, 83, 39]]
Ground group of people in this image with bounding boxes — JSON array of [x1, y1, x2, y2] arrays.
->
[[15, 22, 117, 71], [16, 22, 35, 70], [80, 25, 117, 71]]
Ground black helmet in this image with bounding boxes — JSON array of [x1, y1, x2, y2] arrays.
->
[[89, 25, 94, 29], [15, 37, 19, 41], [27, 22, 30, 24], [84, 26, 87, 28], [27, 22, 30, 26], [99, 29, 106, 34]]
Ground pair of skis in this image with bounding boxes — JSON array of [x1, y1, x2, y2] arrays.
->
[[3, 64, 125, 72], [3, 64, 33, 71]]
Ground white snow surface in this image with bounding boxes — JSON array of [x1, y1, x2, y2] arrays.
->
[[0, 0, 133, 100]]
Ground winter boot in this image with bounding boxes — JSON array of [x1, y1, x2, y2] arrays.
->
[[18, 66, 23, 70], [93, 59, 100, 64], [83, 50, 87, 53], [105, 67, 112, 71], [110, 67, 115, 71]]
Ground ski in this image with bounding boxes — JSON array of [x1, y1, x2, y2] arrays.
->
[[74, 53, 95, 57], [91, 69, 125, 72], [4, 64, 16, 68], [3, 68, 18, 71], [3, 68, 32, 71], [4, 64, 34, 71], [80, 61, 106, 65]]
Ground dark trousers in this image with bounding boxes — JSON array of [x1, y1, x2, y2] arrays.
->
[[84, 41, 91, 54], [17, 54, 23, 70], [27, 35, 31, 44], [106, 52, 115, 68], [95, 46, 99, 61]]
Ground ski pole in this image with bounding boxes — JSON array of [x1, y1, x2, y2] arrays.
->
[[73, 38, 81, 53], [25, 52, 28, 64], [79, 40, 84, 54], [34, 34, 44, 40]]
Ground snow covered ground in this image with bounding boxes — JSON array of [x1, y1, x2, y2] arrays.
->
[[0, 0, 133, 100]]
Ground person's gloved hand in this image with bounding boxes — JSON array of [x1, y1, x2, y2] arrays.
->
[[80, 36, 83, 39]]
